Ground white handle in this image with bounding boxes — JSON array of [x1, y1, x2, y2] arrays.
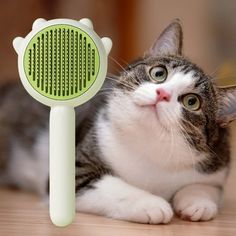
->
[[49, 106, 75, 227]]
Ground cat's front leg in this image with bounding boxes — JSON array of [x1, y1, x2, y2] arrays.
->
[[173, 183, 221, 221], [76, 175, 173, 224]]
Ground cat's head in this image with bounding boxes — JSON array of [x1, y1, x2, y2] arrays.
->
[[106, 20, 236, 170]]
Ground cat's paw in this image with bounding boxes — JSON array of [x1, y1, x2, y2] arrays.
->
[[118, 196, 173, 224], [173, 196, 218, 221]]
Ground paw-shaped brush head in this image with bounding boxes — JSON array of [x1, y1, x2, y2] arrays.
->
[[13, 18, 112, 107]]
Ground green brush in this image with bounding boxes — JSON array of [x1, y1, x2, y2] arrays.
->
[[13, 18, 112, 227]]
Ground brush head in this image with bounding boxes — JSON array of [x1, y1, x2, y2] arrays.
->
[[13, 18, 112, 107]]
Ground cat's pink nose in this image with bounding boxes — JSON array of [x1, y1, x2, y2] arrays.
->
[[156, 88, 171, 102]]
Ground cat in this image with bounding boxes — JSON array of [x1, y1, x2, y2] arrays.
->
[[1, 19, 236, 224]]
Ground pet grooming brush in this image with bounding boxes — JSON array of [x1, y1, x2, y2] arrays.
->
[[13, 18, 112, 227]]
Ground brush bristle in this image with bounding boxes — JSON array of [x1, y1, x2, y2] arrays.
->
[[24, 24, 99, 100]]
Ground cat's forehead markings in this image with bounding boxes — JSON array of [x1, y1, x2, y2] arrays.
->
[[145, 57, 204, 74], [169, 71, 196, 89], [128, 62, 147, 69], [194, 76, 210, 90]]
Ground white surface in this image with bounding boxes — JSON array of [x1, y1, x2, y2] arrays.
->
[[49, 106, 75, 227]]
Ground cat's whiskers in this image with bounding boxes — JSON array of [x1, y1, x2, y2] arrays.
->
[[109, 56, 128, 74], [178, 124, 198, 181], [95, 88, 120, 98], [209, 63, 236, 80], [160, 107, 198, 179], [169, 126, 175, 165], [160, 109, 195, 184], [163, 110, 183, 171], [199, 145, 226, 167], [170, 110, 227, 179], [106, 76, 138, 91], [155, 119, 168, 145], [209, 64, 223, 78], [181, 117, 203, 136], [116, 57, 130, 68], [158, 108, 177, 168], [99, 87, 115, 92], [180, 117, 226, 164], [109, 56, 141, 86]]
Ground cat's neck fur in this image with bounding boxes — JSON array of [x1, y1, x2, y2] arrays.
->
[[95, 99, 227, 200]]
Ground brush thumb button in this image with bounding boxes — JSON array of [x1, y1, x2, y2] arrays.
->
[[32, 18, 47, 30], [101, 37, 112, 55], [13, 37, 24, 54], [79, 18, 93, 29]]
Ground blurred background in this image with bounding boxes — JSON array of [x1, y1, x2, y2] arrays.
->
[[1, 0, 236, 85], [1, 2, 236, 234], [1, 0, 236, 200]]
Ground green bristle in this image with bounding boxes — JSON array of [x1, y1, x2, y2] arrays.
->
[[24, 24, 100, 100]]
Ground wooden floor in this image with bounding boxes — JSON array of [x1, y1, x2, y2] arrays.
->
[[1, 123, 236, 236], [0, 187, 236, 236]]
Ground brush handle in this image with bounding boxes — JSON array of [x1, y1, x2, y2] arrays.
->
[[49, 106, 75, 227]]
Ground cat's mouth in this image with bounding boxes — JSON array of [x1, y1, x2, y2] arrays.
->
[[135, 102, 160, 119], [134, 102, 172, 130]]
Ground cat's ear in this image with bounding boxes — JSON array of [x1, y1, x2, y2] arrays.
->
[[145, 19, 183, 57], [217, 86, 236, 127]]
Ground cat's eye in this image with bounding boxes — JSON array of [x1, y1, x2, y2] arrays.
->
[[149, 66, 168, 83], [182, 94, 201, 111]]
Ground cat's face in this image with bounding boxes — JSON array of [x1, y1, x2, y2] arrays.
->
[[111, 56, 216, 155], [106, 20, 236, 170], [129, 56, 215, 133]]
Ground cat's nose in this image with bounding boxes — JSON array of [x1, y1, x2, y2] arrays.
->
[[156, 88, 171, 102]]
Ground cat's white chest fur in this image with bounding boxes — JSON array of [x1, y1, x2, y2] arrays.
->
[[97, 112, 226, 201]]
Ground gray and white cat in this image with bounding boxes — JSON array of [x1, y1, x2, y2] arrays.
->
[[1, 20, 236, 224]]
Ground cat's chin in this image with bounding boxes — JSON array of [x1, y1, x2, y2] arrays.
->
[[134, 102, 158, 116], [135, 103, 177, 132], [134, 103, 169, 128]]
